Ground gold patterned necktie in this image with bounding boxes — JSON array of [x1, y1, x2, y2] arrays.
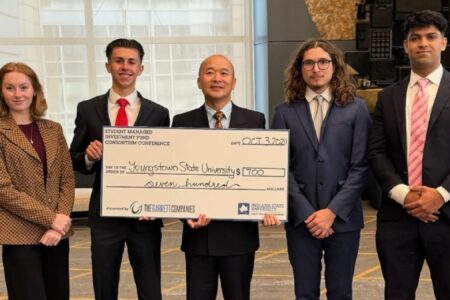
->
[[213, 111, 224, 128]]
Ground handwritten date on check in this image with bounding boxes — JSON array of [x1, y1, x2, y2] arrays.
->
[[101, 127, 288, 221]]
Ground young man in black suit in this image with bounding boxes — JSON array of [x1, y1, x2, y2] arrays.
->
[[368, 10, 450, 300], [70, 39, 170, 300], [172, 54, 279, 300]]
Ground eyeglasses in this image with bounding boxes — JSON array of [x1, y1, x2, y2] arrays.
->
[[302, 59, 333, 71]]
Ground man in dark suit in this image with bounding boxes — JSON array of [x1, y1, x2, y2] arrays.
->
[[70, 39, 170, 300], [271, 39, 371, 300], [368, 10, 450, 300], [172, 54, 279, 300]]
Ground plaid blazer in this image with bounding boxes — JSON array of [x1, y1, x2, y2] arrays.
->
[[0, 116, 74, 244]]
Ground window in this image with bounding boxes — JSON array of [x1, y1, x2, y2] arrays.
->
[[0, 0, 252, 142]]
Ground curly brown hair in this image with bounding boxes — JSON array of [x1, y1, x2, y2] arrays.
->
[[284, 39, 356, 106], [0, 62, 48, 119]]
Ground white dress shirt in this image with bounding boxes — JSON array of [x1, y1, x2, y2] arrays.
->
[[108, 89, 141, 126], [389, 65, 450, 204], [205, 101, 232, 129], [305, 87, 333, 121]]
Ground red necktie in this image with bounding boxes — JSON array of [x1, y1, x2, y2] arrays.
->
[[408, 78, 429, 186], [115, 98, 129, 126]]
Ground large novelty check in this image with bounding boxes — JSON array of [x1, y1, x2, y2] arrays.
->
[[101, 127, 288, 221]]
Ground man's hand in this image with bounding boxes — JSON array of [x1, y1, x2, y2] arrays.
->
[[52, 213, 71, 235], [404, 186, 444, 223], [86, 140, 103, 161], [138, 216, 156, 221], [262, 213, 281, 226], [40, 229, 62, 246], [403, 189, 435, 223], [305, 208, 336, 239], [186, 214, 211, 229], [403, 189, 421, 206]]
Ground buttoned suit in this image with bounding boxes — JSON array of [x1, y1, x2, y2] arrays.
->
[[0, 116, 75, 299], [70, 91, 170, 300], [271, 97, 370, 300], [172, 103, 265, 300], [368, 71, 450, 300]]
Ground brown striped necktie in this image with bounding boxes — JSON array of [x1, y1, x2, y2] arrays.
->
[[213, 111, 224, 128]]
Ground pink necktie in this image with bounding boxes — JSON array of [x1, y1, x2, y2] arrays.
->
[[115, 98, 129, 126], [408, 78, 429, 186]]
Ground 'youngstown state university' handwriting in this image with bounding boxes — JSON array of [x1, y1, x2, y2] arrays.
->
[[128, 161, 241, 179]]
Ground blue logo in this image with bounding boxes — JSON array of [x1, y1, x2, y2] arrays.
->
[[238, 203, 250, 215]]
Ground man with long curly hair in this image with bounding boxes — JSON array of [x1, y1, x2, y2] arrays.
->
[[271, 39, 371, 300]]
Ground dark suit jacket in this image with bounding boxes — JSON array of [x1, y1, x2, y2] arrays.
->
[[271, 98, 370, 232], [70, 91, 170, 228], [0, 117, 74, 244], [171, 103, 266, 256], [368, 71, 450, 221]]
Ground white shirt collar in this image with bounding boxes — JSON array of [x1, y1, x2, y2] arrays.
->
[[408, 65, 443, 88], [108, 89, 139, 105], [305, 87, 333, 103], [205, 100, 232, 121]]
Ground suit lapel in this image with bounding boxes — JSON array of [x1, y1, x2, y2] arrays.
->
[[428, 71, 450, 131], [293, 100, 319, 151], [320, 99, 335, 142], [37, 120, 58, 175], [394, 72, 449, 158], [193, 105, 209, 128], [0, 116, 40, 161], [135, 92, 153, 126], [394, 78, 409, 158], [94, 92, 111, 126], [229, 103, 248, 128]]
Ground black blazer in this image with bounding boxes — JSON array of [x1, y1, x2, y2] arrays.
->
[[172, 103, 266, 256], [368, 71, 450, 221], [70, 91, 170, 228]]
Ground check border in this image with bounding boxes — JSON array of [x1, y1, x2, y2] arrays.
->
[[100, 127, 289, 221]]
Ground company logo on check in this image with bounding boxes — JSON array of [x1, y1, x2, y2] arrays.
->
[[130, 201, 143, 214], [238, 203, 250, 215]]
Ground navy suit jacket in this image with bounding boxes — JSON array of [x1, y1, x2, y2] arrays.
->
[[171, 103, 266, 256], [271, 97, 370, 232], [368, 71, 450, 221], [70, 91, 170, 228]]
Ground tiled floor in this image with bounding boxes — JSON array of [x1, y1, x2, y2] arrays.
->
[[0, 201, 435, 299]]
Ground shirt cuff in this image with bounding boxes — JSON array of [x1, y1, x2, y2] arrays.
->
[[436, 186, 450, 203], [388, 184, 409, 205], [84, 154, 94, 171]]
